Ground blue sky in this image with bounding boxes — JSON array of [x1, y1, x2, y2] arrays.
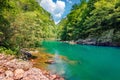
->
[[39, 0, 80, 24]]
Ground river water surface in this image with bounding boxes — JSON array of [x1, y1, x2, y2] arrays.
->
[[42, 41, 120, 80]]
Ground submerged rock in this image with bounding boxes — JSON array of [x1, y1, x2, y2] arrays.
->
[[45, 60, 55, 64]]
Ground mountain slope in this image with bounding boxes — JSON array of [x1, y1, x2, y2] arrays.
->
[[59, 0, 120, 46], [0, 0, 57, 50]]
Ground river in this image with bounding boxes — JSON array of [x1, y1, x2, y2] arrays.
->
[[41, 41, 120, 80]]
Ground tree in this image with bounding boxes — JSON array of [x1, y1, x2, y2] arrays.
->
[[59, 0, 120, 44], [0, 0, 57, 51]]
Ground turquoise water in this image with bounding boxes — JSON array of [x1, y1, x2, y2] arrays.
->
[[42, 41, 120, 80]]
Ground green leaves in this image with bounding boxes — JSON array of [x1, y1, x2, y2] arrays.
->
[[59, 0, 120, 42], [0, 0, 57, 51]]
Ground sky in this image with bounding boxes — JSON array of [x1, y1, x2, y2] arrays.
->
[[39, 0, 80, 24]]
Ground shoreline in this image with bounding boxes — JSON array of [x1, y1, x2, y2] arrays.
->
[[60, 39, 120, 47], [0, 51, 64, 80]]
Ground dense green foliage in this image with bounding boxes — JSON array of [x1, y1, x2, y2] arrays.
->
[[0, 0, 57, 51], [1, 0, 120, 53], [0, 46, 16, 55], [59, 0, 120, 44]]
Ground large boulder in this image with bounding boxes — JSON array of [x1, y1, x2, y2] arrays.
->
[[20, 49, 32, 60], [14, 69, 24, 80], [5, 70, 13, 78]]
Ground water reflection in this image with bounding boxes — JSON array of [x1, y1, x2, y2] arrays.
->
[[48, 51, 67, 76]]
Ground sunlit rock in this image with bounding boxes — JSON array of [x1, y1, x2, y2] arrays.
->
[[14, 69, 24, 79]]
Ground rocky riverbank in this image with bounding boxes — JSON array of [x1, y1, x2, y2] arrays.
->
[[76, 38, 120, 47], [61, 38, 120, 47], [0, 54, 64, 80]]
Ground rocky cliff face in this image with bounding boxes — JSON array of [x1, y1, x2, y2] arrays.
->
[[76, 29, 120, 47]]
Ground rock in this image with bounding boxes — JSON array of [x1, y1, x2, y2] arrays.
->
[[0, 68, 5, 74], [5, 70, 13, 78], [21, 77, 30, 80], [59, 77, 64, 80], [0, 73, 5, 80], [76, 38, 96, 45], [20, 49, 32, 60], [50, 74, 57, 80], [4, 60, 17, 71], [42, 70, 50, 78], [14, 69, 24, 80], [2, 77, 14, 80], [76, 37, 120, 47], [0, 54, 64, 80], [6, 55, 14, 60], [45, 60, 55, 64], [42, 70, 50, 75], [0, 60, 7, 65], [5, 59, 32, 71], [15, 60, 32, 71], [0, 54, 7, 60], [32, 50, 39, 54], [69, 41, 76, 45], [22, 68, 49, 80], [49, 74, 65, 80]]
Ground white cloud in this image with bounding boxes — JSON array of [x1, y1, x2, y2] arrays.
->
[[39, 0, 65, 23], [55, 20, 60, 24], [54, 13, 61, 18], [66, 0, 72, 4]]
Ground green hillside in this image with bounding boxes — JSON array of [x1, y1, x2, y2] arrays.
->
[[0, 0, 57, 51], [59, 0, 120, 46]]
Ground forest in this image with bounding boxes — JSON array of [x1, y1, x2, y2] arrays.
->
[[0, 0, 120, 80], [0, 0, 120, 53], [59, 0, 120, 46], [0, 0, 58, 54]]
